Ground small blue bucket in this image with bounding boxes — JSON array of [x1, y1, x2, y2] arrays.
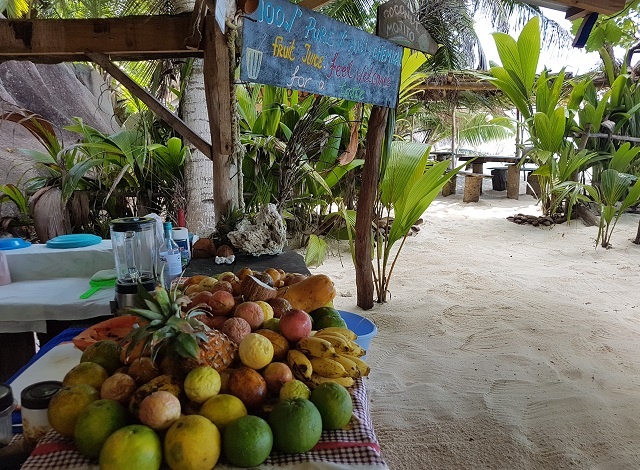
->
[[338, 310, 378, 353]]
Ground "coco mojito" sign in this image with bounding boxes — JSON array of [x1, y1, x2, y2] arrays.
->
[[241, 0, 403, 108]]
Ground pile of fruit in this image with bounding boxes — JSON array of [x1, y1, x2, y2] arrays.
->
[[45, 269, 371, 469]]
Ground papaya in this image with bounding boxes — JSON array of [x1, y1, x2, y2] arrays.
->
[[277, 274, 336, 313]]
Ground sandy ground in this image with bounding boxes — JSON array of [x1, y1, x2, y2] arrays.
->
[[312, 179, 640, 469]]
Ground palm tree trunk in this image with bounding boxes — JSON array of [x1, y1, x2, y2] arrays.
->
[[174, 0, 216, 237]]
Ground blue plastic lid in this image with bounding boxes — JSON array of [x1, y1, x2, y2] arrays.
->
[[0, 238, 31, 250], [46, 234, 102, 249]]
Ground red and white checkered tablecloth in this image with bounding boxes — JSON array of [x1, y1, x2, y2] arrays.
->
[[20, 378, 388, 470]]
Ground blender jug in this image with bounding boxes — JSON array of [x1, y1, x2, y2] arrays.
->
[[110, 217, 156, 310]]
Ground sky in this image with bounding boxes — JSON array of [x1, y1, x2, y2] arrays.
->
[[474, 8, 602, 74]]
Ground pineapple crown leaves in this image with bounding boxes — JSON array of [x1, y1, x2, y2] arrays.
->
[[122, 283, 212, 362]]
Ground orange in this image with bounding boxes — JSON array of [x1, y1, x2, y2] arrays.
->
[[223, 415, 272, 467], [200, 394, 247, 431], [164, 415, 221, 470], [62, 361, 109, 390], [310, 382, 353, 429], [268, 398, 322, 453], [238, 333, 274, 369], [48, 383, 100, 437], [183, 366, 221, 403], [99, 425, 162, 470], [80, 340, 123, 374], [74, 399, 128, 458]]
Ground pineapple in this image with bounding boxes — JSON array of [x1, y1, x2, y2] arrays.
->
[[123, 284, 237, 375]]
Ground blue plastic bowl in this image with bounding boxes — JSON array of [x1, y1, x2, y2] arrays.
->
[[338, 310, 378, 353], [0, 238, 31, 250]]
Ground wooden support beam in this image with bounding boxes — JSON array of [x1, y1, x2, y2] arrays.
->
[[184, 0, 207, 50], [565, 7, 590, 20], [203, 15, 237, 220], [355, 106, 388, 310], [0, 15, 203, 63], [86, 52, 213, 160]]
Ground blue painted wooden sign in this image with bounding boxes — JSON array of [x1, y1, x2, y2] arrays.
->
[[240, 0, 402, 108]]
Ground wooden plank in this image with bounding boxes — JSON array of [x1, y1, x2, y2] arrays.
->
[[86, 52, 213, 160], [545, 0, 624, 15], [355, 106, 388, 310], [298, 0, 335, 9], [565, 7, 590, 20], [0, 14, 203, 63]]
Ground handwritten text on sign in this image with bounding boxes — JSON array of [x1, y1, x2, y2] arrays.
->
[[241, 0, 402, 108]]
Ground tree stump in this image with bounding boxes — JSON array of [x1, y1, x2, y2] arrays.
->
[[506, 164, 519, 199], [442, 175, 458, 197], [463, 175, 483, 203], [526, 174, 540, 197], [441, 175, 457, 196]]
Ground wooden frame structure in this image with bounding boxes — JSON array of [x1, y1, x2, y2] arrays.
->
[[0, 0, 629, 309]]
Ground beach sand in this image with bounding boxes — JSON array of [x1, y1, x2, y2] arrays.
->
[[312, 184, 640, 469]]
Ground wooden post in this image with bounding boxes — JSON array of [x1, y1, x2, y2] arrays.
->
[[203, 15, 237, 222], [507, 164, 519, 199], [355, 106, 388, 310]]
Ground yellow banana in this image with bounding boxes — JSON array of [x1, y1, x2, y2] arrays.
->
[[343, 353, 370, 377], [313, 332, 353, 354], [333, 354, 361, 378], [318, 327, 357, 341], [287, 349, 313, 379], [346, 341, 366, 358], [296, 336, 337, 358], [309, 357, 348, 378], [306, 373, 355, 388]]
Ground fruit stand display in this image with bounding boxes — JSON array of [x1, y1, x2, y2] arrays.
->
[[16, 269, 387, 469]]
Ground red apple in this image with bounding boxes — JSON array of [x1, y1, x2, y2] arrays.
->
[[279, 309, 312, 343]]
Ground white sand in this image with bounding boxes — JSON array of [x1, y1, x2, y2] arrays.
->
[[311, 187, 640, 469]]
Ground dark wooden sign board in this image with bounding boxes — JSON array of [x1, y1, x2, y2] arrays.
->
[[240, 0, 402, 108], [376, 0, 438, 55]]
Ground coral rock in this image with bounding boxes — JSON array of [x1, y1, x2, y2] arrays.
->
[[227, 204, 286, 256]]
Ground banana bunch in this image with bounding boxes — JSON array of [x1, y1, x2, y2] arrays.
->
[[287, 328, 370, 389]]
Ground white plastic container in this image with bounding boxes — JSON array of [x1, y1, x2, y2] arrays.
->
[[0, 383, 17, 446], [21, 381, 62, 446], [172, 227, 191, 269]]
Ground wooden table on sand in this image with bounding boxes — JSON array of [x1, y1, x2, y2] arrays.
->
[[432, 152, 528, 201]]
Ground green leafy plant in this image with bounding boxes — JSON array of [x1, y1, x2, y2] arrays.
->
[[586, 168, 640, 248], [374, 140, 464, 302]]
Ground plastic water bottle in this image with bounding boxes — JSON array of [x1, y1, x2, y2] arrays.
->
[[159, 221, 182, 288]]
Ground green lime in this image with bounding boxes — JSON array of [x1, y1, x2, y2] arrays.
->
[[99, 425, 162, 470], [279, 379, 311, 401], [74, 399, 128, 459], [268, 398, 322, 453], [309, 307, 340, 324], [310, 382, 353, 430], [314, 314, 347, 330], [223, 415, 273, 467], [262, 318, 281, 333], [81, 340, 123, 374]]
